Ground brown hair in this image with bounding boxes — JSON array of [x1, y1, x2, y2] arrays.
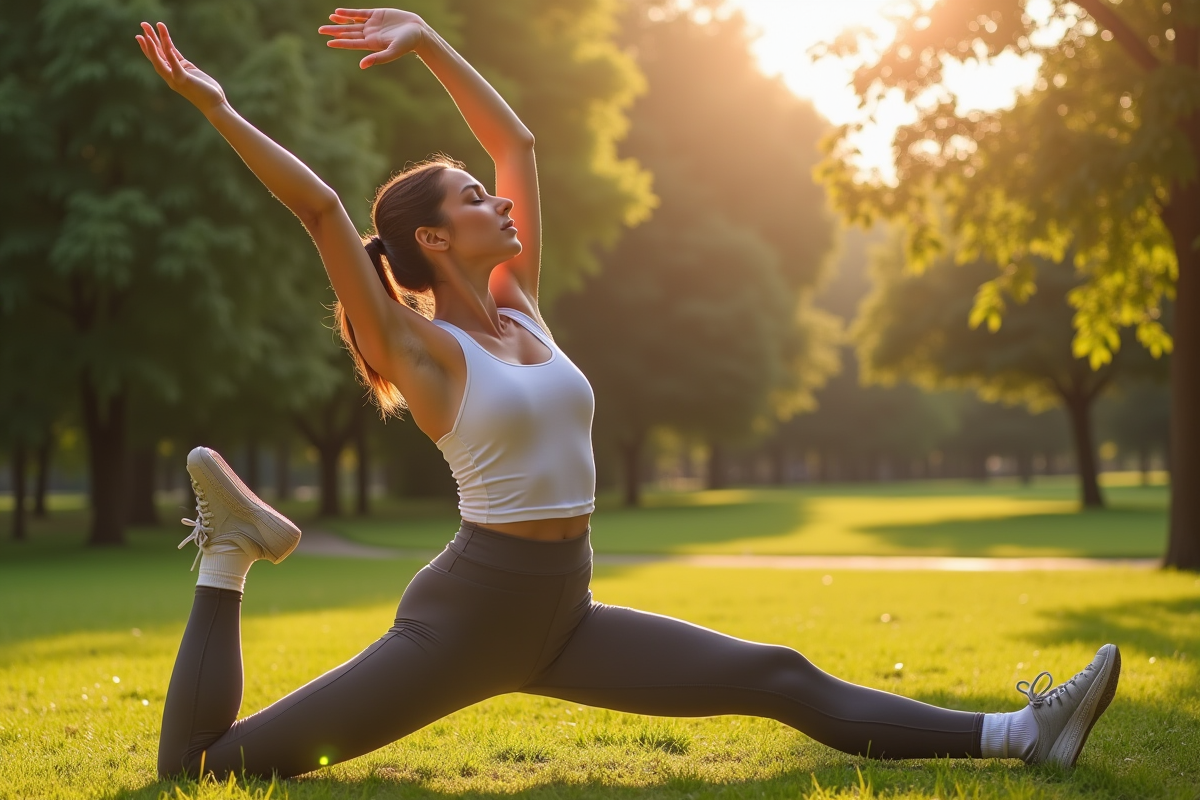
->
[[336, 155, 465, 416]]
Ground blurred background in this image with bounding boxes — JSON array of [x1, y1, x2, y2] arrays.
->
[[0, 0, 1193, 564]]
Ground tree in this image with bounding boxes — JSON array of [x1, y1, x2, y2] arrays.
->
[[555, 2, 839, 506], [0, 0, 382, 545], [1096, 380, 1171, 482], [819, 0, 1199, 563], [773, 358, 959, 482], [0, 0, 654, 541], [856, 246, 1161, 507], [939, 395, 1069, 483]]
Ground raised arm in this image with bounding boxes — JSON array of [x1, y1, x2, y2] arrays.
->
[[320, 9, 543, 310], [135, 22, 462, 429]]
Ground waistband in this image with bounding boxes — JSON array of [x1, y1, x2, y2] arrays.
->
[[445, 520, 593, 575]]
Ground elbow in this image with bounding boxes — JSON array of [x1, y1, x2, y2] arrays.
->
[[507, 127, 535, 151], [298, 187, 342, 230]]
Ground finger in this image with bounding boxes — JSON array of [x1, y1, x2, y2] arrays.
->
[[156, 23, 185, 75], [140, 21, 164, 54], [157, 22, 181, 59], [317, 24, 364, 36], [334, 8, 374, 21], [327, 38, 374, 50], [138, 23, 170, 73], [326, 14, 360, 24]]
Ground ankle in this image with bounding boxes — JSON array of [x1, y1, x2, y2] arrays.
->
[[980, 706, 1037, 759], [196, 548, 256, 593]]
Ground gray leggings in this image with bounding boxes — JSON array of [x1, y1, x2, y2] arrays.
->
[[158, 522, 982, 778]]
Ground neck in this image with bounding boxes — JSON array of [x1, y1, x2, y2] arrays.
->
[[430, 257, 502, 335]]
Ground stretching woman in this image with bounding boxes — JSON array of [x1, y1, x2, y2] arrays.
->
[[136, 9, 1120, 780]]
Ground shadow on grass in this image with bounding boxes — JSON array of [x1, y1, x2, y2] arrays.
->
[[0, 522, 428, 649], [101, 726, 1190, 800], [859, 506, 1168, 558], [1032, 593, 1200, 674]]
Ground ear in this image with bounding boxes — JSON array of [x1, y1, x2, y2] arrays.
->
[[414, 225, 450, 253]]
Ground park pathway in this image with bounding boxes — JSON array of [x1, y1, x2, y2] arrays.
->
[[296, 528, 1158, 570]]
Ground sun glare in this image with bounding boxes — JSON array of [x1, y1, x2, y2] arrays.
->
[[726, 0, 1044, 181]]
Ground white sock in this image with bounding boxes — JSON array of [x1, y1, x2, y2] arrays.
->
[[196, 541, 257, 593], [980, 706, 1038, 758]]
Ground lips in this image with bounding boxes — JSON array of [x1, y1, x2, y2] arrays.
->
[[501, 220, 516, 231]]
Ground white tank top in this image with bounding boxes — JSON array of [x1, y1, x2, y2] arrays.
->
[[430, 308, 596, 524]]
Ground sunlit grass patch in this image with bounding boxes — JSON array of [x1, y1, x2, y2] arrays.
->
[[2, 529, 1197, 800]]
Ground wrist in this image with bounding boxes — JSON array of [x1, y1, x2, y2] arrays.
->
[[201, 99, 236, 123], [414, 20, 449, 60]]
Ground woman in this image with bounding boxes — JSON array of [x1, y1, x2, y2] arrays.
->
[[136, 9, 1120, 781]]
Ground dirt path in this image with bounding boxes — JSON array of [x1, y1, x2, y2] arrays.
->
[[295, 529, 1157, 570]]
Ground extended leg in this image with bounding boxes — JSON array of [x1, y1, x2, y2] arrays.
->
[[525, 603, 981, 759], [158, 570, 518, 779]]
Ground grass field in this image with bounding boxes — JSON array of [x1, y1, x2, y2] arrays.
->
[[330, 475, 1171, 558], [1, 478, 1197, 799]]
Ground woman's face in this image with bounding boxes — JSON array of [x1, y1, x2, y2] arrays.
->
[[436, 168, 522, 267]]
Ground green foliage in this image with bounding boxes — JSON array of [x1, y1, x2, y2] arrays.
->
[[854, 239, 1163, 408], [556, 3, 840, 471], [0, 0, 655, 528], [817, 0, 1200, 366], [448, 0, 655, 300]]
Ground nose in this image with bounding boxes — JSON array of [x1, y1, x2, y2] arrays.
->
[[496, 195, 514, 215]]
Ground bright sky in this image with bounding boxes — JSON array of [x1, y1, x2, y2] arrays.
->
[[723, 0, 1049, 181]]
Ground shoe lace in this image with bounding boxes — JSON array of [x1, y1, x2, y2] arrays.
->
[[178, 480, 213, 571], [1017, 664, 1091, 708]]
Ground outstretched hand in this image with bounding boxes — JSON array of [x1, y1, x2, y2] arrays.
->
[[318, 8, 427, 69], [135, 22, 225, 112]]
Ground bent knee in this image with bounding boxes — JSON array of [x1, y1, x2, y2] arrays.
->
[[753, 644, 825, 690]]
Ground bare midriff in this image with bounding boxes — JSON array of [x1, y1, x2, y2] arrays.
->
[[480, 513, 591, 541]]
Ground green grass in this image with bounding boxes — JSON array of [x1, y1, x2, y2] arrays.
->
[[1, 478, 1194, 799], [328, 475, 1170, 558]]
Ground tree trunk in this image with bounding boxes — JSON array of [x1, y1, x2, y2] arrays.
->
[[1061, 389, 1104, 509], [1164, 149, 1200, 567], [10, 442, 27, 541], [295, 394, 362, 519], [618, 434, 644, 507], [275, 438, 291, 501], [1016, 451, 1034, 486], [707, 442, 728, 490], [245, 435, 260, 493], [769, 443, 787, 485], [317, 443, 342, 518], [80, 377, 128, 546], [125, 444, 159, 526], [355, 414, 370, 516], [33, 436, 51, 518], [969, 453, 988, 482]]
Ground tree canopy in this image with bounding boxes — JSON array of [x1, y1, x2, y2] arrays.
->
[[819, 0, 1198, 563], [556, 2, 839, 505], [856, 240, 1164, 506], [0, 0, 655, 540]]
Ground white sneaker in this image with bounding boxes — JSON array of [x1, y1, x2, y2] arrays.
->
[[1020, 643, 1121, 767], [178, 446, 302, 569]]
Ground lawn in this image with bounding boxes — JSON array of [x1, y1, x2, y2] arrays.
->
[[329, 475, 1170, 558], [1, 479, 1196, 799]]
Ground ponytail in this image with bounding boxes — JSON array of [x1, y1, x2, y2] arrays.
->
[[335, 155, 464, 417]]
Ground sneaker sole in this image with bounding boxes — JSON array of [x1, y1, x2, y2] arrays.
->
[[1048, 643, 1121, 768], [187, 447, 302, 564]]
